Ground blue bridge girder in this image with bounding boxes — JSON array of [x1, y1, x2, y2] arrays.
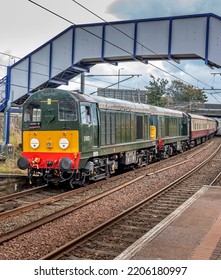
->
[[0, 76, 7, 111], [1, 12, 221, 145]]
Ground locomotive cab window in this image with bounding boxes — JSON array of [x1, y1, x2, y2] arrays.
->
[[24, 103, 41, 122], [59, 101, 77, 121], [81, 105, 92, 124]]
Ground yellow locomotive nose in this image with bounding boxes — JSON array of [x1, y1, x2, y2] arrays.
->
[[23, 130, 79, 152]]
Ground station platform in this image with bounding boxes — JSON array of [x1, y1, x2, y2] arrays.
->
[[119, 186, 221, 260]]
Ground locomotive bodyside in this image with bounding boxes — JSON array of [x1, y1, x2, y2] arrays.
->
[[17, 88, 215, 186]]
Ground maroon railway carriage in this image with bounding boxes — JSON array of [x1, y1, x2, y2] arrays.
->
[[188, 113, 217, 146]]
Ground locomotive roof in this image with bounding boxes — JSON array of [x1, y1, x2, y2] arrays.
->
[[81, 93, 184, 117], [89, 95, 150, 112], [25, 89, 185, 117], [24, 88, 96, 103], [149, 105, 184, 117], [90, 95, 185, 117]]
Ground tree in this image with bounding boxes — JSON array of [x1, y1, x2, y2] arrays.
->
[[167, 80, 208, 104], [145, 76, 208, 108], [145, 75, 169, 107]]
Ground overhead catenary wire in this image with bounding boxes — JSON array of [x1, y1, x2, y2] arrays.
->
[[0, 50, 136, 94], [0, 2, 218, 99], [27, 0, 212, 91], [1, 0, 220, 103], [0, 63, 8, 68], [0, 50, 74, 77], [70, 1, 221, 103], [70, 0, 221, 104], [71, 0, 211, 89], [1, 1, 145, 93], [0, 49, 135, 92], [86, 76, 135, 90], [89, 76, 136, 95], [3, 1, 219, 98]]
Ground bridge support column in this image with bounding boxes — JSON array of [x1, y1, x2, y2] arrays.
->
[[1, 67, 11, 152]]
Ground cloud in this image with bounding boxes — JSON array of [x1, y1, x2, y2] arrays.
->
[[107, 0, 221, 19], [1, 0, 220, 103], [0, 53, 9, 77], [105, 0, 221, 103]]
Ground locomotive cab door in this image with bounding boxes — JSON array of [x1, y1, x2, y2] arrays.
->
[[80, 103, 99, 152], [91, 104, 99, 147], [182, 113, 189, 136]]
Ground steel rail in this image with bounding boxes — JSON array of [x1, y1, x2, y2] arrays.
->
[[0, 159, 190, 244], [0, 185, 47, 203], [0, 139, 216, 245], [40, 143, 221, 260]]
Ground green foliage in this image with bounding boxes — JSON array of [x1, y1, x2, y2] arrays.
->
[[167, 80, 208, 103], [0, 117, 24, 174], [145, 75, 169, 107], [145, 75, 208, 107]]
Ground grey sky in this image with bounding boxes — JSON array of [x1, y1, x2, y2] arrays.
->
[[108, 0, 220, 19], [1, 0, 221, 103]]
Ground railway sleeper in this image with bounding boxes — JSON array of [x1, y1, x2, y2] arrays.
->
[[92, 241, 127, 250], [118, 225, 148, 234], [135, 211, 166, 219], [145, 201, 176, 207], [75, 248, 119, 257], [121, 216, 151, 224], [118, 224, 149, 232], [97, 236, 131, 245], [162, 194, 193, 199], [79, 240, 122, 252], [123, 216, 161, 224], [167, 191, 198, 197], [140, 208, 176, 215], [111, 228, 143, 238], [143, 214, 168, 220], [154, 198, 186, 205]]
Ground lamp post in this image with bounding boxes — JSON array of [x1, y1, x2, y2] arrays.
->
[[118, 68, 124, 89]]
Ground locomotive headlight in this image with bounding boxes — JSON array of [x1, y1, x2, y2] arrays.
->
[[30, 138, 40, 149], [59, 138, 69, 149], [46, 141, 53, 149]]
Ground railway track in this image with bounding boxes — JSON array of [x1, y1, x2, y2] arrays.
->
[[0, 140, 212, 225], [0, 138, 220, 259], [0, 157, 196, 243], [0, 159, 186, 217], [41, 143, 221, 260], [0, 137, 213, 198], [0, 174, 27, 196], [0, 184, 47, 204], [0, 185, 72, 218]]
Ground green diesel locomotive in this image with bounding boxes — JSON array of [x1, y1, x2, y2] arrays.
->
[[18, 88, 212, 187]]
